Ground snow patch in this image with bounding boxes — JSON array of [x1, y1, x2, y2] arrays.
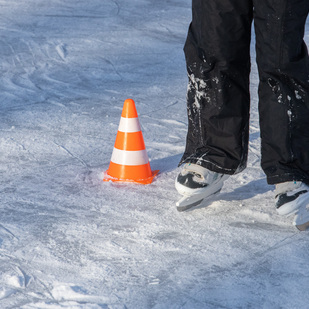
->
[[21, 301, 107, 309], [51, 284, 111, 304], [56, 44, 68, 61], [295, 90, 302, 100], [0, 287, 16, 300]]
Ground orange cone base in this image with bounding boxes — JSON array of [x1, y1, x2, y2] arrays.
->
[[103, 162, 159, 184]]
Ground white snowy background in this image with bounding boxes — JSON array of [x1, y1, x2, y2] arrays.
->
[[0, 0, 309, 308]]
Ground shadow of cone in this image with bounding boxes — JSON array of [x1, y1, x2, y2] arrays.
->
[[103, 98, 159, 184]]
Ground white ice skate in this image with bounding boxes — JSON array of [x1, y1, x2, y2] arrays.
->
[[175, 163, 229, 211], [275, 181, 309, 231]]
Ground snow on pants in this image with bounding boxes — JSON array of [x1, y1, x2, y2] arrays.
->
[[180, 0, 309, 185]]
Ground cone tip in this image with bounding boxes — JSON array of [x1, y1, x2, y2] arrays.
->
[[122, 98, 138, 118], [124, 98, 135, 104]]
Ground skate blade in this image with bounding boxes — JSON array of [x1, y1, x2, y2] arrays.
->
[[176, 189, 220, 212], [176, 199, 204, 212], [295, 221, 309, 231]]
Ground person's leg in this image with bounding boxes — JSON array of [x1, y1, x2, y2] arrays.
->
[[254, 0, 309, 184], [180, 0, 253, 175]]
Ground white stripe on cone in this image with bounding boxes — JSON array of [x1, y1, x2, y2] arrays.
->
[[111, 148, 149, 166], [118, 117, 141, 133]]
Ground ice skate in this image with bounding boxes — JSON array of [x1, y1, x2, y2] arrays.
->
[[275, 181, 309, 231], [175, 163, 229, 211]]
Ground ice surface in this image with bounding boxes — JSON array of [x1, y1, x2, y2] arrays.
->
[[0, 0, 309, 308]]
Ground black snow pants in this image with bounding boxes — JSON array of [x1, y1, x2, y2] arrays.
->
[[180, 0, 309, 185]]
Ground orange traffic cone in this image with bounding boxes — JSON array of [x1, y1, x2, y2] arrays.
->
[[103, 98, 159, 184]]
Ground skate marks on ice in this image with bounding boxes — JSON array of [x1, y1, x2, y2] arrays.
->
[[229, 220, 291, 232], [0, 264, 33, 302], [169, 200, 309, 309], [35, 0, 120, 19], [0, 225, 20, 301], [0, 1, 122, 114], [184, 233, 309, 309], [0, 253, 117, 308], [0, 0, 120, 20], [0, 219, 115, 308], [27, 284, 113, 309], [0, 223, 45, 305], [0, 225, 36, 305]]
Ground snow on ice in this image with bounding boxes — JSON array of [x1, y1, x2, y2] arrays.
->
[[0, 0, 309, 308]]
